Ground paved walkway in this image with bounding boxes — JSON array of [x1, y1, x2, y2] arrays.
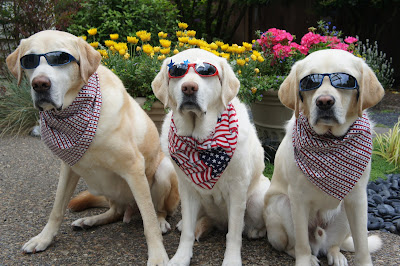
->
[[1, 136, 400, 265]]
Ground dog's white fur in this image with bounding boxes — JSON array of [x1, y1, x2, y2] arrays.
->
[[6, 30, 180, 265], [152, 48, 270, 266], [263, 49, 384, 266]]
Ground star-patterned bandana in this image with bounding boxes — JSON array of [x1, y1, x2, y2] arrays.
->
[[293, 112, 372, 201], [40, 72, 102, 166], [168, 103, 239, 189]]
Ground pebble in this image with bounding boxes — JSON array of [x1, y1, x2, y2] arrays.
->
[[367, 173, 400, 235]]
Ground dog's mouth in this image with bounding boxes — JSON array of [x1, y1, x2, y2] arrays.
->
[[179, 95, 204, 116], [34, 94, 62, 111], [315, 109, 339, 125]]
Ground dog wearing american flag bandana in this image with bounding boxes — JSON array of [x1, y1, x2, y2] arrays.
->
[[264, 49, 384, 266], [152, 48, 270, 266]]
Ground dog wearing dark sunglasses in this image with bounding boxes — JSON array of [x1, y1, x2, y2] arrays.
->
[[6, 30, 180, 265], [152, 48, 270, 265], [263, 49, 384, 266]]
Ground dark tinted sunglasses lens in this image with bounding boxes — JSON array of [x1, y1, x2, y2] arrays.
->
[[46, 52, 71, 65], [196, 63, 216, 76], [330, 73, 356, 88], [21, 54, 39, 69], [169, 64, 188, 77], [300, 74, 323, 91]]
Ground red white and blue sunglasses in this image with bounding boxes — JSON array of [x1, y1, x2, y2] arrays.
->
[[168, 60, 220, 80]]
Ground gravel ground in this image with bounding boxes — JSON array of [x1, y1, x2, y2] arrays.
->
[[1, 136, 400, 265]]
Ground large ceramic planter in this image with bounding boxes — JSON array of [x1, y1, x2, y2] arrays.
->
[[250, 90, 293, 159], [135, 97, 166, 133]]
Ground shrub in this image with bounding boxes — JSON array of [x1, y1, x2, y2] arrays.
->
[[67, 0, 180, 46], [373, 119, 400, 172]]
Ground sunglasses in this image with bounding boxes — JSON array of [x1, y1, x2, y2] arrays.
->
[[20, 51, 80, 69], [168, 62, 219, 79], [299, 72, 359, 101], [299, 73, 359, 91]]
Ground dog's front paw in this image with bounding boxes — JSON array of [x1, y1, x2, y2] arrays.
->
[[296, 255, 320, 266], [71, 217, 95, 229], [222, 255, 241, 266], [167, 253, 191, 266], [22, 234, 53, 254], [176, 219, 183, 232], [147, 250, 169, 266], [327, 248, 348, 266]]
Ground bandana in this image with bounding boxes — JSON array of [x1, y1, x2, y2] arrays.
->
[[168, 103, 239, 189], [293, 112, 372, 201], [40, 72, 102, 166]]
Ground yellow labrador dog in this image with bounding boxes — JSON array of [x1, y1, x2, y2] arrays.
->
[[152, 48, 269, 265], [264, 49, 384, 266], [6, 30, 179, 265]]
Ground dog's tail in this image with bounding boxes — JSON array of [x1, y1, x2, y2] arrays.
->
[[68, 190, 109, 211], [340, 235, 382, 253]]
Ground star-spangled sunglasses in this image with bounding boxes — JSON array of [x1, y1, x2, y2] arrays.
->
[[20, 51, 80, 69], [168, 62, 219, 79]]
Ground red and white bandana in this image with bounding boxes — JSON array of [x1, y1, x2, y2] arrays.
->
[[40, 72, 102, 166], [293, 112, 372, 201], [168, 103, 239, 190]]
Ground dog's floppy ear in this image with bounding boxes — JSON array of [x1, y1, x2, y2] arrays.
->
[[219, 57, 240, 107], [278, 62, 301, 117], [6, 39, 26, 85], [152, 57, 170, 108], [76, 37, 101, 83], [357, 59, 385, 117]]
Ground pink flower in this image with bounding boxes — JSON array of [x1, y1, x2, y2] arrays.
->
[[331, 42, 349, 51], [300, 32, 326, 48], [344, 36, 358, 44], [290, 42, 309, 55], [272, 44, 292, 59], [257, 28, 294, 50]]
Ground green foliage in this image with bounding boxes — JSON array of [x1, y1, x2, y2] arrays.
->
[[355, 39, 395, 89], [0, 75, 38, 136], [67, 0, 180, 46], [373, 119, 400, 172], [263, 161, 274, 180]]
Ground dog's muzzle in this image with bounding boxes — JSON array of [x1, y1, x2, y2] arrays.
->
[[31, 75, 60, 111], [315, 95, 338, 123], [180, 81, 201, 112]]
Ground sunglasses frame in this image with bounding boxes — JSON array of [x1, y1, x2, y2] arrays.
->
[[20, 51, 80, 69], [298, 72, 359, 102], [168, 62, 220, 80]]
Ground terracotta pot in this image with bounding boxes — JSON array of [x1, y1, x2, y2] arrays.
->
[[135, 97, 166, 133], [250, 90, 293, 143]]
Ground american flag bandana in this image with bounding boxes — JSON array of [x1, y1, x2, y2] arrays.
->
[[293, 112, 372, 201], [168, 103, 239, 189], [40, 72, 102, 166]]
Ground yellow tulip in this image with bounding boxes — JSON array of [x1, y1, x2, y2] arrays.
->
[[251, 54, 257, 61], [176, 31, 183, 37], [245, 57, 250, 62], [159, 39, 171, 48], [127, 36, 138, 44], [221, 44, 229, 51], [220, 53, 230, 60], [89, 42, 99, 49], [236, 59, 246, 66], [209, 42, 218, 50], [110, 34, 119, 40], [79, 36, 87, 41], [160, 48, 170, 55], [173, 49, 179, 55], [158, 55, 166, 60], [136, 30, 147, 37], [257, 56, 265, 63], [188, 38, 198, 46], [251, 87, 257, 94], [153, 46, 161, 53], [142, 44, 153, 55], [140, 33, 151, 42], [158, 31, 165, 38], [104, 40, 115, 47], [119, 49, 126, 56], [124, 53, 130, 59], [211, 50, 220, 57], [136, 46, 142, 52], [87, 28, 97, 36], [186, 30, 196, 37], [215, 41, 224, 47], [178, 37, 189, 43], [178, 22, 188, 29], [254, 68, 260, 74]]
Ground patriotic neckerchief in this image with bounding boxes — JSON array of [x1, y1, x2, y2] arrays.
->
[[168, 103, 239, 190], [40, 72, 102, 166], [293, 112, 372, 201]]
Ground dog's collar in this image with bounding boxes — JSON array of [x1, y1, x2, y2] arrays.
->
[[292, 112, 372, 201], [168, 103, 239, 189], [40, 72, 102, 166]]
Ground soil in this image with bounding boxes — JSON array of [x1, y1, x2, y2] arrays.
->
[[372, 91, 400, 111]]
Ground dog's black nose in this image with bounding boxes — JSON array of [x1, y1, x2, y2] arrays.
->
[[32, 75, 51, 92], [316, 95, 335, 110], [181, 81, 198, 95]]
